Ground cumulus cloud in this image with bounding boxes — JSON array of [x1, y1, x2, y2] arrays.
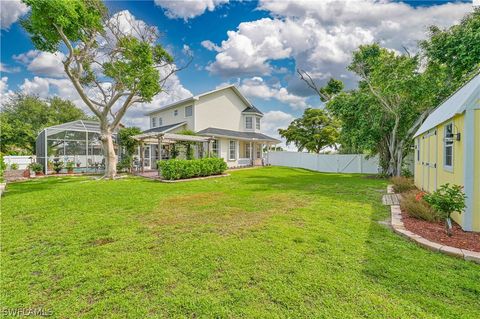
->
[[261, 110, 295, 149], [206, 0, 472, 93], [0, 0, 29, 30], [13, 50, 66, 77], [154, 0, 228, 20], [0, 77, 15, 106], [236, 77, 308, 110]]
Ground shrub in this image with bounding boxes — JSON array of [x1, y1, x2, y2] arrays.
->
[[390, 176, 415, 193], [52, 158, 63, 173], [65, 161, 75, 172], [117, 156, 132, 172], [158, 158, 228, 180], [424, 183, 466, 236], [10, 163, 19, 170], [400, 191, 439, 222], [30, 162, 43, 173]]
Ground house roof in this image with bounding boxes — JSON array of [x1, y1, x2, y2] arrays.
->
[[242, 105, 263, 115], [145, 85, 258, 116], [142, 122, 186, 134], [196, 127, 280, 143], [414, 71, 480, 138]]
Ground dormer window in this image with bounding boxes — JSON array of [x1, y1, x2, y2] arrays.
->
[[245, 116, 253, 129], [256, 117, 260, 130]]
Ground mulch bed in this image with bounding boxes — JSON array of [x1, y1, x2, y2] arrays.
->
[[401, 210, 480, 252]]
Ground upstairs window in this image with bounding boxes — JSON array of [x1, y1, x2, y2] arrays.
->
[[245, 117, 253, 129], [158, 117, 163, 126], [256, 117, 260, 130], [151, 117, 157, 128], [185, 105, 193, 117], [444, 123, 453, 170], [174, 109, 178, 116]]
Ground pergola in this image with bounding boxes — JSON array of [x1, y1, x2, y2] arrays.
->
[[132, 131, 213, 172]]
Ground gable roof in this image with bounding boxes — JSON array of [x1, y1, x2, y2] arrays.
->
[[196, 127, 280, 143], [145, 85, 256, 116], [414, 71, 480, 138], [142, 122, 186, 134], [242, 105, 263, 115]]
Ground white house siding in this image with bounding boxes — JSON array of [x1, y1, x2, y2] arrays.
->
[[194, 89, 245, 132], [149, 101, 195, 130]]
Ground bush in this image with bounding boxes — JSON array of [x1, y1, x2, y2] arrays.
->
[[52, 158, 63, 173], [117, 156, 132, 172], [391, 176, 415, 193], [424, 183, 466, 236], [158, 158, 228, 180], [30, 162, 43, 173], [10, 163, 19, 170], [400, 191, 439, 222]]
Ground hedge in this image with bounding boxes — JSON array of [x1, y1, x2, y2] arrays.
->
[[158, 158, 228, 180]]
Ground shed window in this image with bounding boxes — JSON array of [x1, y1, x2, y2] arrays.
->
[[416, 139, 420, 162], [444, 123, 453, 169], [229, 140, 237, 160], [245, 117, 253, 129], [185, 105, 193, 117]]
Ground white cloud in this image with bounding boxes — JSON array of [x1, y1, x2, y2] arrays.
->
[[13, 50, 66, 77], [206, 0, 472, 93], [0, 77, 15, 106], [237, 77, 308, 110], [201, 40, 221, 52], [261, 110, 295, 150], [154, 0, 228, 20], [0, 0, 29, 30], [19, 76, 51, 98], [0, 63, 21, 73]]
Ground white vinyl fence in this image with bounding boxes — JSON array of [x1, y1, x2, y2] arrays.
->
[[3, 156, 36, 170], [266, 152, 380, 174]]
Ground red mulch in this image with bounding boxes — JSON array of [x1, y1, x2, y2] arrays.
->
[[401, 210, 480, 252]]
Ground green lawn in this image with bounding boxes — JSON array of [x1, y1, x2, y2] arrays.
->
[[1, 167, 479, 318]]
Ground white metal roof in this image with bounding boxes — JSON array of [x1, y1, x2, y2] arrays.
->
[[414, 72, 480, 137], [145, 85, 254, 116], [132, 132, 212, 144]]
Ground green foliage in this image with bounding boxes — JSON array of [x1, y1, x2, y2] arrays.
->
[[52, 158, 64, 173], [65, 161, 75, 171], [401, 191, 440, 222], [21, 0, 106, 53], [0, 94, 90, 154], [420, 8, 480, 88], [29, 162, 43, 173], [0, 154, 5, 176], [10, 163, 19, 171], [176, 130, 197, 160], [424, 184, 467, 220], [318, 78, 344, 102], [116, 156, 132, 173], [278, 108, 339, 153], [390, 176, 416, 193], [159, 158, 227, 180], [118, 127, 142, 156]]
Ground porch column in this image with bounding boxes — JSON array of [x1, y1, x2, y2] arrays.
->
[[140, 141, 145, 173], [250, 141, 253, 165], [157, 135, 163, 174]]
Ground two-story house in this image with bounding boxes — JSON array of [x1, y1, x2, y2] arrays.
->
[[141, 85, 280, 168]]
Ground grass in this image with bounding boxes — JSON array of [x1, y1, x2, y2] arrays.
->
[[1, 167, 479, 318]]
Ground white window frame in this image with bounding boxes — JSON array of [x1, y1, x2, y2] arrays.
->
[[151, 117, 157, 128], [229, 140, 237, 161], [255, 117, 260, 130], [185, 105, 193, 117], [174, 109, 178, 116], [158, 117, 163, 126], [245, 116, 253, 129], [211, 139, 219, 157], [443, 122, 454, 171], [245, 143, 251, 159]]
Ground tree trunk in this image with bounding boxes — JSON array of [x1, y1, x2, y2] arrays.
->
[[100, 125, 117, 179]]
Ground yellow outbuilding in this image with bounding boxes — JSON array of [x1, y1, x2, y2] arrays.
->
[[413, 72, 480, 232]]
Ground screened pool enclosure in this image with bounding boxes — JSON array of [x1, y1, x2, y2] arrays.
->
[[36, 120, 118, 174]]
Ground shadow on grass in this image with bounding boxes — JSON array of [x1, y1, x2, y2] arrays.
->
[[3, 176, 93, 197]]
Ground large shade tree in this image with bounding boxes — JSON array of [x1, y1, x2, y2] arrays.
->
[[0, 94, 90, 154], [278, 108, 340, 154], [21, 0, 179, 178]]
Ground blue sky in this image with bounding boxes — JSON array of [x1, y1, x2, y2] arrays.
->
[[0, 0, 475, 142]]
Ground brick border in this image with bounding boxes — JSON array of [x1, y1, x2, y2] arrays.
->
[[387, 185, 480, 264]]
